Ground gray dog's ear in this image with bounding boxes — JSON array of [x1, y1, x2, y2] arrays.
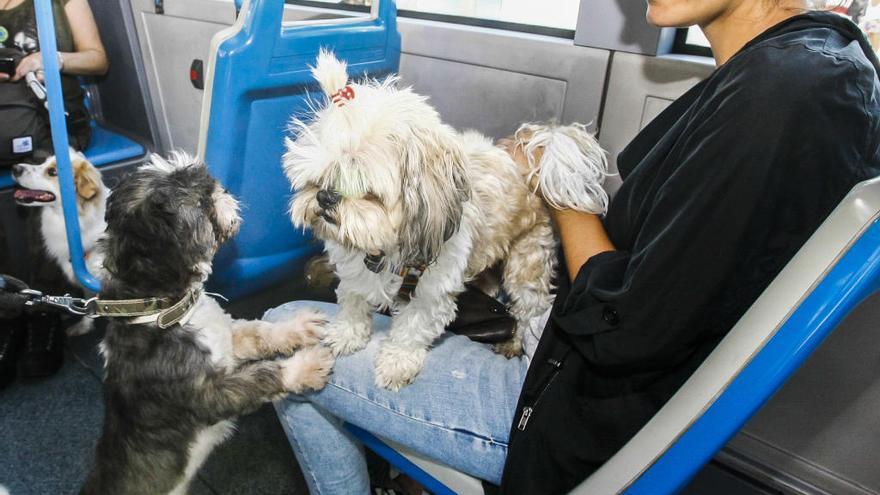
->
[[397, 126, 470, 266]]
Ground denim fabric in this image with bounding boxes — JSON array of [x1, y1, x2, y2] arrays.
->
[[266, 301, 528, 495]]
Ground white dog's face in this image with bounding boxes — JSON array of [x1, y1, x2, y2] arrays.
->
[[12, 149, 102, 208], [284, 63, 470, 266]]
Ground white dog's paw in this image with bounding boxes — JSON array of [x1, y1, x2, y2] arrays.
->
[[323, 318, 371, 357], [493, 338, 523, 359], [374, 343, 427, 391], [66, 318, 94, 337], [272, 309, 327, 352], [280, 346, 335, 394]]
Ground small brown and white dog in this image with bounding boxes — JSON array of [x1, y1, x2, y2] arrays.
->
[[284, 51, 609, 390], [12, 149, 108, 335]]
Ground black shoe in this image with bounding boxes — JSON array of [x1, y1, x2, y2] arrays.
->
[[0, 315, 26, 390], [18, 311, 64, 378]]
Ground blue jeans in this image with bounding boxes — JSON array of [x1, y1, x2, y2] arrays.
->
[[266, 301, 529, 495]]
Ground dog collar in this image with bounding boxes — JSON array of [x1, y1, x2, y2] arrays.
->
[[362, 252, 427, 302], [396, 264, 427, 302], [86, 290, 201, 329]]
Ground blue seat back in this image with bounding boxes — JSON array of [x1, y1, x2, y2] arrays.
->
[[200, 0, 400, 298]]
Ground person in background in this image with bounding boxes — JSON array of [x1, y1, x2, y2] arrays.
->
[[0, 0, 108, 149], [0, 0, 107, 382]]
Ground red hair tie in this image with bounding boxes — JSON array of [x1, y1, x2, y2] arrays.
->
[[331, 85, 355, 107]]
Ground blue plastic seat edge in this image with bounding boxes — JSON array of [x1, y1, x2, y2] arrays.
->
[[624, 218, 880, 494]]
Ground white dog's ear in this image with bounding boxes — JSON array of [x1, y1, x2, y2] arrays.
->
[[311, 49, 349, 98], [397, 126, 470, 266]]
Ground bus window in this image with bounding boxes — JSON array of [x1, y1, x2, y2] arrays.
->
[[291, 0, 578, 35]]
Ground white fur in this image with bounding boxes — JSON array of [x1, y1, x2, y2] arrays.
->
[[13, 149, 108, 288], [168, 420, 235, 495], [516, 122, 609, 214], [187, 295, 237, 370], [311, 48, 350, 97], [13, 150, 109, 337], [141, 151, 189, 173], [285, 51, 606, 390]]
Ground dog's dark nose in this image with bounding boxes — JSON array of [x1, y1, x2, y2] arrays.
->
[[316, 189, 341, 210], [11, 164, 23, 178]]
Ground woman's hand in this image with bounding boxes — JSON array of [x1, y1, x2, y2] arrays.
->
[[499, 134, 616, 281], [12, 52, 46, 82]]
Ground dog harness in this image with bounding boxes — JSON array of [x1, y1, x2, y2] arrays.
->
[[363, 252, 427, 302]]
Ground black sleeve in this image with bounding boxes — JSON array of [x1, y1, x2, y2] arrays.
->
[[551, 59, 873, 374]]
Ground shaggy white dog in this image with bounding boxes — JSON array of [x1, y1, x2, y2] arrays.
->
[[284, 51, 607, 390]]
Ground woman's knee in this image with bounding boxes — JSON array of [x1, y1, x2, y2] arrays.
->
[[263, 300, 339, 322]]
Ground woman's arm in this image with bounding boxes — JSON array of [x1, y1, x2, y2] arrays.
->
[[61, 0, 108, 75], [502, 138, 616, 281], [551, 209, 615, 282], [12, 0, 108, 81]]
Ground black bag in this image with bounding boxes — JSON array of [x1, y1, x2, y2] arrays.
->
[[0, 49, 50, 167], [447, 285, 516, 344]]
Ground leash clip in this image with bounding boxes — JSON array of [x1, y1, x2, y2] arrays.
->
[[20, 289, 93, 316]]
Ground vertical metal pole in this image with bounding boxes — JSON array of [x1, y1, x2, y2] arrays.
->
[[34, 0, 101, 292]]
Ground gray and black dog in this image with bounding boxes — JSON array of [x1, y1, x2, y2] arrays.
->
[[81, 154, 333, 495]]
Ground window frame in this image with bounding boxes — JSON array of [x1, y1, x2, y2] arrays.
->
[[284, 0, 576, 39], [671, 27, 712, 58], [284, 0, 371, 15]]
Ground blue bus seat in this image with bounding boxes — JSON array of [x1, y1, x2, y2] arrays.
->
[[83, 122, 145, 167], [348, 177, 880, 495], [0, 122, 145, 190], [198, 0, 400, 299]]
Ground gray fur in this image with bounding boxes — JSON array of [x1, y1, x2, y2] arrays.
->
[[397, 126, 470, 266], [82, 159, 286, 495]]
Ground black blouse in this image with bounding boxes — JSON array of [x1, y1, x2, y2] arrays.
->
[[501, 12, 880, 495]]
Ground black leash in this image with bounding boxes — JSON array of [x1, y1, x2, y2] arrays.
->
[[0, 274, 91, 318]]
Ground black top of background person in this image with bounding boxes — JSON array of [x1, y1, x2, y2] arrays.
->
[[499, 12, 880, 495], [0, 0, 91, 151]]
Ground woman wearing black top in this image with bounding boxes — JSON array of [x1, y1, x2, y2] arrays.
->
[[272, 1, 880, 494]]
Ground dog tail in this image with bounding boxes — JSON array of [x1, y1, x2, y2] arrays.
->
[[516, 122, 610, 215], [312, 49, 350, 99]]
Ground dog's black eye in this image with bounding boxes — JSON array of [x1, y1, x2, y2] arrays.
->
[[47, 167, 57, 177]]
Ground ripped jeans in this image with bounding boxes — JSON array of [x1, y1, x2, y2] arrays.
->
[[266, 301, 529, 495]]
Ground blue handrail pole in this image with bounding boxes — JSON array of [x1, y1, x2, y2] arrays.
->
[[34, 0, 101, 292]]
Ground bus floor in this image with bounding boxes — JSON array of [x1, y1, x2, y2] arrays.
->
[[0, 277, 323, 495]]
